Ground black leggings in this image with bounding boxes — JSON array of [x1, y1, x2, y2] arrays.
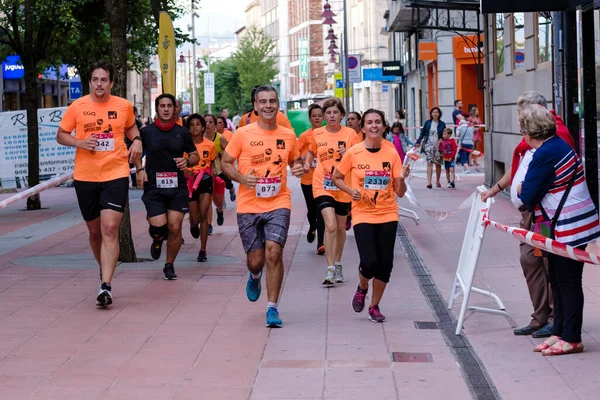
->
[[300, 183, 324, 247], [548, 250, 585, 343], [218, 172, 234, 190], [353, 221, 398, 283]]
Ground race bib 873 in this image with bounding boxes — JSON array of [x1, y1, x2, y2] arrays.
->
[[256, 177, 282, 197]]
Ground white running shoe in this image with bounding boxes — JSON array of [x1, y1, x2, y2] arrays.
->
[[322, 266, 336, 286], [334, 265, 344, 283], [96, 282, 113, 308]]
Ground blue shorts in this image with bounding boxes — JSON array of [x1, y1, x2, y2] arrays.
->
[[444, 160, 455, 170]]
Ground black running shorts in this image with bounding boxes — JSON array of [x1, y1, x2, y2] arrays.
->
[[190, 174, 213, 201], [74, 177, 129, 221], [142, 185, 190, 218], [315, 195, 351, 216]]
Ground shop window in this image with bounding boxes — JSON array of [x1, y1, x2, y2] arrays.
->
[[514, 13, 526, 70], [537, 13, 552, 64], [495, 14, 504, 74]]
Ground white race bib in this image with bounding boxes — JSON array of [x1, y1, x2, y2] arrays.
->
[[323, 173, 339, 191], [364, 170, 390, 190], [95, 133, 114, 152], [256, 177, 282, 197], [156, 172, 178, 188]]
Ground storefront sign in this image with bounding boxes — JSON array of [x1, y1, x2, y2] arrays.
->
[[299, 38, 309, 79], [0, 107, 75, 183], [481, 0, 585, 13], [452, 35, 484, 59], [363, 68, 402, 82], [382, 61, 403, 77], [418, 42, 438, 61], [2, 56, 24, 80]]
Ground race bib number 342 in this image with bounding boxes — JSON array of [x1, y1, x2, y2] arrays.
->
[[156, 172, 178, 189], [364, 170, 390, 190], [95, 133, 114, 152], [256, 177, 282, 197]]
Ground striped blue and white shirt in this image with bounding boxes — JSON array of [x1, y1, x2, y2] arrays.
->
[[519, 135, 600, 247]]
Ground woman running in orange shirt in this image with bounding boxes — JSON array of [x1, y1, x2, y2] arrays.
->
[[304, 98, 359, 286], [297, 104, 325, 254], [333, 108, 411, 322]]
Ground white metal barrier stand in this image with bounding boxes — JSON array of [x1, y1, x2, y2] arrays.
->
[[447, 186, 517, 335]]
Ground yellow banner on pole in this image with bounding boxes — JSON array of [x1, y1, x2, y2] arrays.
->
[[334, 72, 352, 98], [158, 12, 176, 95]]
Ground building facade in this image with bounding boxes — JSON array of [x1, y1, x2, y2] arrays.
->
[[287, 0, 326, 105]]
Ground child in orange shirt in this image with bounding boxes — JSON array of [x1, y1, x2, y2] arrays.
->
[[439, 128, 457, 188]]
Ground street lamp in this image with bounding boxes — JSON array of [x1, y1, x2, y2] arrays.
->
[[178, 52, 194, 113]]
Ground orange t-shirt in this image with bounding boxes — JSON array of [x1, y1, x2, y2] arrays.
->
[[186, 139, 217, 173], [60, 95, 135, 182], [221, 129, 233, 141], [336, 142, 403, 225], [238, 112, 292, 129], [224, 123, 299, 214], [297, 128, 317, 185], [176, 117, 183, 126], [309, 126, 359, 202]]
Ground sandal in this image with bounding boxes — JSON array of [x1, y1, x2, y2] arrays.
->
[[436, 182, 441, 188], [533, 335, 560, 352], [541, 340, 584, 356], [426, 184, 432, 189]]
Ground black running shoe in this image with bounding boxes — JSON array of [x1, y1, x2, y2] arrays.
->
[[307, 228, 316, 244], [197, 250, 207, 262], [217, 210, 224, 226], [151, 239, 163, 260], [230, 190, 236, 202], [163, 263, 177, 280], [190, 225, 200, 239], [96, 282, 113, 308], [208, 224, 213, 235]]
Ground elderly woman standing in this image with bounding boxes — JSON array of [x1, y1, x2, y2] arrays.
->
[[518, 105, 600, 356], [416, 107, 446, 188]]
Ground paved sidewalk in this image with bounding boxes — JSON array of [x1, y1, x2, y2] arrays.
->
[[0, 170, 599, 399]]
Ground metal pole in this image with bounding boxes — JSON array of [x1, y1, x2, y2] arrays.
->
[[187, 49, 192, 112], [342, 0, 350, 113], [147, 58, 151, 119], [207, 55, 211, 114], [191, 4, 198, 113]]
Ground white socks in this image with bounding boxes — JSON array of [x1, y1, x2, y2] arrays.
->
[[268, 302, 277, 310]]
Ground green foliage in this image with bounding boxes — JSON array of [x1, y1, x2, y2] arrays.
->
[[196, 26, 278, 115], [234, 26, 278, 109]]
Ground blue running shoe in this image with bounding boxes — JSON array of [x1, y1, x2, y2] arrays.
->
[[266, 307, 283, 328], [246, 271, 262, 302]]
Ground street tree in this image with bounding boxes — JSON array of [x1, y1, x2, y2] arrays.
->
[[233, 26, 278, 111], [0, 0, 83, 209]]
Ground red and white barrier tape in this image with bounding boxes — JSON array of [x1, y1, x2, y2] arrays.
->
[[403, 124, 486, 131], [484, 217, 600, 265], [0, 173, 74, 210]]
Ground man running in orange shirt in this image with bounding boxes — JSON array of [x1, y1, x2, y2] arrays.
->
[[221, 85, 304, 328], [238, 86, 293, 129], [56, 60, 143, 308]]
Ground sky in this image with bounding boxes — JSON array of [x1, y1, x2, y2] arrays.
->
[[173, 0, 249, 52]]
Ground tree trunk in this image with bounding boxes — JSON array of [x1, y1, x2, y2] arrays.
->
[[106, 0, 137, 262], [22, 0, 41, 209]]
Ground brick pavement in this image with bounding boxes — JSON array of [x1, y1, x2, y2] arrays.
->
[[0, 171, 599, 399]]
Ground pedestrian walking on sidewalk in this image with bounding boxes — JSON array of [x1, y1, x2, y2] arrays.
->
[[184, 114, 217, 262], [332, 109, 410, 322], [468, 107, 483, 166], [416, 107, 445, 189], [221, 85, 304, 328], [439, 128, 457, 188], [304, 98, 360, 286], [518, 104, 600, 356], [135, 94, 199, 280], [297, 104, 326, 255], [481, 91, 576, 339], [456, 120, 474, 174], [56, 60, 143, 308]]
